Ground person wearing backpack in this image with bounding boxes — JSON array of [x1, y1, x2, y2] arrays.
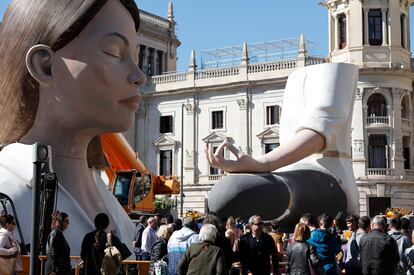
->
[[81, 213, 131, 275], [388, 217, 411, 275]]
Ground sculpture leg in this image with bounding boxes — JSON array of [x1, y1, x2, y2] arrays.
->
[[208, 169, 347, 232]]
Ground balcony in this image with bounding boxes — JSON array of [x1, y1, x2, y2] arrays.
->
[[402, 118, 410, 130], [366, 116, 389, 126], [366, 168, 394, 176]]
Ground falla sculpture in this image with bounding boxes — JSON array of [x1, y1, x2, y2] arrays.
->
[[207, 62, 359, 231], [0, 0, 145, 254]]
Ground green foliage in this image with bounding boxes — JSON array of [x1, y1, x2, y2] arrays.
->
[[155, 197, 174, 210]]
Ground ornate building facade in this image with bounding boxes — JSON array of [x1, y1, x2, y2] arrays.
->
[[128, 0, 414, 217]]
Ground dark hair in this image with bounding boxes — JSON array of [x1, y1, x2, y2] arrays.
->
[[0, 0, 139, 144], [51, 211, 68, 230], [346, 215, 359, 225], [94, 213, 110, 249], [294, 223, 310, 241], [0, 212, 15, 228], [94, 213, 110, 230], [401, 217, 410, 231], [271, 219, 280, 231], [301, 213, 314, 225], [138, 215, 147, 224], [390, 217, 401, 230], [165, 214, 174, 224], [319, 213, 333, 229], [358, 216, 371, 230]]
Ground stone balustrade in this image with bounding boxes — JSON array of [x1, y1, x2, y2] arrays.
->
[[141, 56, 327, 93], [306, 56, 328, 66], [195, 67, 240, 79], [140, 11, 170, 29], [247, 59, 297, 74], [366, 116, 389, 125], [151, 72, 187, 84], [367, 168, 394, 176], [402, 118, 410, 129]]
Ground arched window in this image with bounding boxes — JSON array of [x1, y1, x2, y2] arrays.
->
[[367, 93, 387, 117], [401, 95, 409, 119]]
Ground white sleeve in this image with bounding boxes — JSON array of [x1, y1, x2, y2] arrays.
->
[[296, 63, 358, 151]]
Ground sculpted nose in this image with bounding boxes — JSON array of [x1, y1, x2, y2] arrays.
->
[[128, 65, 146, 87]]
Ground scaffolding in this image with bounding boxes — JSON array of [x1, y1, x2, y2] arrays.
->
[[200, 36, 319, 69]]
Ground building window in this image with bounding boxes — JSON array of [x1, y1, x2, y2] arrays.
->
[[160, 115, 173, 134], [401, 95, 409, 119], [338, 13, 347, 49], [159, 149, 172, 176], [156, 50, 163, 75], [368, 9, 383, 46], [368, 134, 388, 168], [403, 136, 411, 169], [212, 111, 224, 129], [265, 143, 279, 154], [266, 105, 280, 125], [401, 14, 406, 48], [138, 45, 146, 70], [147, 48, 154, 76], [209, 146, 224, 175], [367, 93, 387, 117]]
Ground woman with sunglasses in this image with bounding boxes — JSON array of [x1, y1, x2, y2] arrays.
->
[[45, 212, 71, 275], [0, 212, 21, 275]]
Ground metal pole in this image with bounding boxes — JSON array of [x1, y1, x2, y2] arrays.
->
[[180, 103, 184, 217], [30, 143, 48, 275]]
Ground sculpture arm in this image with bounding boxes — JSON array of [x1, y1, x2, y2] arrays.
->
[[207, 129, 324, 173]]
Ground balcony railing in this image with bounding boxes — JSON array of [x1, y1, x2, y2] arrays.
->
[[402, 118, 410, 129], [366, 116, 389, 125], [405, 169, 414, 177], [367, 168, 394, 176], [208, 174, 225, 181]]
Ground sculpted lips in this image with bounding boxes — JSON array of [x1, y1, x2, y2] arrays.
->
[[119, 95, 141, 110]]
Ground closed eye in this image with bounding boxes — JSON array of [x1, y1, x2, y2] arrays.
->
[[103, 50, 121, 58]]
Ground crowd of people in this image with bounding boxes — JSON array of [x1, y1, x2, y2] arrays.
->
[[1, 210, 414, 275], [132, 211, 414, 275]]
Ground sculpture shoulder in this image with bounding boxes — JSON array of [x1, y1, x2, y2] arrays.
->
[[0, 143, 33, 185]]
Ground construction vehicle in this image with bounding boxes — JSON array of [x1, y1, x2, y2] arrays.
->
[[101, 133, 180, 216]]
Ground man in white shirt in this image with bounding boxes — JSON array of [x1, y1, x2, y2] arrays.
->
[[141, 217, 158, 260]]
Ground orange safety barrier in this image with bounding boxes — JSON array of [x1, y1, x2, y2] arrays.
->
[[17, 255, 150, 275]]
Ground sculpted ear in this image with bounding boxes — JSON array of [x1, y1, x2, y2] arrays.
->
[[26, 44, 54, 85]]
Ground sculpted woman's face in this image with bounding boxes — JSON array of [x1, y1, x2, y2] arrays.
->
[[47, 0, 145, 132]]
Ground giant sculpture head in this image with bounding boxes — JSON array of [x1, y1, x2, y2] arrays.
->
[[0, 0, 143, 144]]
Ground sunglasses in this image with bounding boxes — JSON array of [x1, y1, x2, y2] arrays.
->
[[253, 222, 263, 226]]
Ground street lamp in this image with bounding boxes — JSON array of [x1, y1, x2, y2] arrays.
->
[[180, 102, 185, 217]]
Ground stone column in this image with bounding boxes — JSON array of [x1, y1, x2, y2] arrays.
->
[[364, 8, 369, 45], [328, 13, 333, 53], [237, 97, 248, 155], [334, 14, 339, 51], [140, 45, 147, 74], [352, 88, 367, 178], [393, 88, 405, 174], [382, 8, 388, 46], [183, 99, 196, 186], [346, 10, 350, 48], [403, 15, 408, 49]]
